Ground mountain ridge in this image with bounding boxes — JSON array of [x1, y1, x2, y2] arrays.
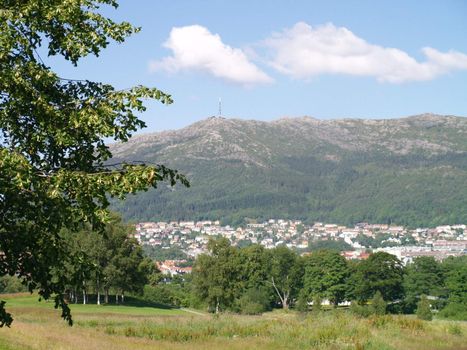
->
[[109, 113, 467, 227]]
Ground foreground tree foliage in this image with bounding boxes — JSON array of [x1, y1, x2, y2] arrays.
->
[[0, 0, 188, 326]]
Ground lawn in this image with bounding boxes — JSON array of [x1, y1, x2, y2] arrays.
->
[[0, 293, 466, 350], [1, 293, 187, 316]]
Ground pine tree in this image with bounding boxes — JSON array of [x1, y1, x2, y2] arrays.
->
[[370, 291, 386, 315], [416, 295, 433, 321]]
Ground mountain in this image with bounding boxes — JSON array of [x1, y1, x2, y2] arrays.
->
[[109, 113, 467, 227]]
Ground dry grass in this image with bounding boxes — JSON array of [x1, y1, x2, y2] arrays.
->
[[0, 295, 466, 350]]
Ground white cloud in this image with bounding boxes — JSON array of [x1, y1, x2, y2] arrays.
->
[[149, 25, 273, 85], [264, 22, 467, 83]]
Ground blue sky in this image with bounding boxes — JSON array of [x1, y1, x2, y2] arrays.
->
[[50, 0, 467, 133]]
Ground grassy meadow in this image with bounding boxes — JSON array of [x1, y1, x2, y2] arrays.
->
[[0, 294, 466, 350]]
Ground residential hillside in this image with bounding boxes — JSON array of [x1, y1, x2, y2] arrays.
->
[[109, 113, 467, 227]]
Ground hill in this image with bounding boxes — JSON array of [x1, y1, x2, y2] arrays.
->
[[109, 113, 467, 227]]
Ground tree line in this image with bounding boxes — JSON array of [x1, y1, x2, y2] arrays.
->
[[53, 216, 157, 306], [185, 238, 466, 319], [2, 233, 465, 321], [1, 215, 158, 305]]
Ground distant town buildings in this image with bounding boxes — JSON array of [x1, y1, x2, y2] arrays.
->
[[134, 220, 466, 265]]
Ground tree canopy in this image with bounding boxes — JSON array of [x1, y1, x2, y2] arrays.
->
[[350, 252, 404, 302], [302, 250, 350, 306], [0, 0, 188, 326]]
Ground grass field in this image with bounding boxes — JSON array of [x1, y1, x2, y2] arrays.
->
[[0, 294, 466, 350]]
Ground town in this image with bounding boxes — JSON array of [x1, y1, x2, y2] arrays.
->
[[135, 220, 466, 273]]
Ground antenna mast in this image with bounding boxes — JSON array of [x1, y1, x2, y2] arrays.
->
[[218, 97, 222, 117]]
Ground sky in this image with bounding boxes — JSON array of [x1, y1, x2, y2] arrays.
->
[[49, 0, 467, 133]]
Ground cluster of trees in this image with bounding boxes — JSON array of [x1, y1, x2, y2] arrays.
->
[[57, 216, 157, 305], [142, 246, 188, 261], [0, 216, 157, 305], [354, 232, 416, 248], [186, 239, 466, 319]]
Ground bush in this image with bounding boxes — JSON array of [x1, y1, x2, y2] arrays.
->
[[350, 300, 372, 318], [446, 323, 462, 336], [143, 285, 182, 306], [236, 296, 265, 315], [416, 295, 432, 321], [438, 302, 467, 321], [0, 275, 27, 294], [370, 291, 386, 315], [235, 288, 270, 315]]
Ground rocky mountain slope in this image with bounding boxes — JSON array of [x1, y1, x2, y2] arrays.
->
[[109, 113, 467, 227]]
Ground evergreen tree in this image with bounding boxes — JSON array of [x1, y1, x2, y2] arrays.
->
[[370, 291, 386, 315], [416, 295, 433, 321], [312, 294, 322, 313]]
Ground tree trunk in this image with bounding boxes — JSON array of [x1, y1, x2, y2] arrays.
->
[[96, 277, 100, 305], [104, 288, 109, 304], [121, 291, 124, 304], [83, 289, 86, 305], [271, 277, 289, 309], [215, 297, 220, 314], [116, 293, 119, 304]]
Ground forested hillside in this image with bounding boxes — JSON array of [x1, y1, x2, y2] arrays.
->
[[110, 113, 467, 227]]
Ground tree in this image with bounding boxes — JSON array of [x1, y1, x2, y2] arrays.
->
[[351, 252, 404, 303], [267, 246, 303, 309], [239, 244, 270, 291], [442, 256, 467, 305], [103, 226, 150, 303], [416, 294, 432, 321], [403, 257, 444, 312], [192, 238, 243, 313], [370, 291, 386, 315], [312, 294, 322, 313], [302, 250, 349, 307], [440, 256, 467, 319], [0, 0, 188, 326]]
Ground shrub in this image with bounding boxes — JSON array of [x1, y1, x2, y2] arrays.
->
[[416, 295, 432, 321], [235, 288, 270, 315], [236, 296, 265, 315], [446, 323, 462, 336], [370, 291, 386, 315], [0, 275, 27, 294], [143, 285, 179, 306], [350, 300, 371, 318], [438, 302, 467, 321]]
